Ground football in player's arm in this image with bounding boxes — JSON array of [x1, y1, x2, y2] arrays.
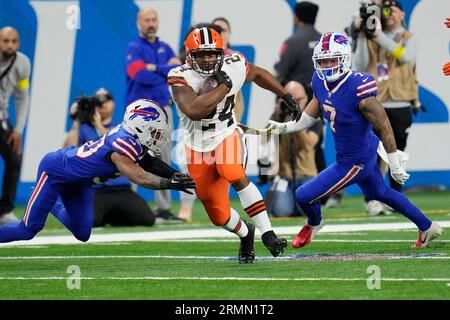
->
[[168, 27, 303, 263], [171, 58, 301, 122]]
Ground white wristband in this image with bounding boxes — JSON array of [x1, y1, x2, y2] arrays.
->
[[285, 112, 317, 133], [387, 151, 400, 169]]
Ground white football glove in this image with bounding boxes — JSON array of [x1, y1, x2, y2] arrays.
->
[[386, 151, 410, 185], [390, 166, 410, 185], [267, 120, 289, 134], [377, 142, 409, 170]]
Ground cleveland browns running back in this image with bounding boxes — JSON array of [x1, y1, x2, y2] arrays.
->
[[168, 26, 301, 263]]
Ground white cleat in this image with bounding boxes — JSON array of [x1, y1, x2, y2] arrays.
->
[[325, 196, 341, 209], [412, 222, 444, 249], [366, 200, 384, 216], [0, 212, 19, 225]]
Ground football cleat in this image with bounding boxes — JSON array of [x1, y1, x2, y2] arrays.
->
[[261, 231, 288, 257], [365, 200, 384, 216], [324, 194, 342, 209], [412, 222, 443, 249], [155, 210, 186, 224], [292, 221, 324, 249], [0, 212, 18, 226], [238, 222, 255, 264]]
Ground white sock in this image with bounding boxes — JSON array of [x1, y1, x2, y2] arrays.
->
[[180, 190, 196, 208], [238, 182, 273, 235], [223, 208, 248, 238]]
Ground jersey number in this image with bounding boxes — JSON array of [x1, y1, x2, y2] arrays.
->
[[76, 136, 106, 158], [323, 104, 337, 133], [224, 54, 241, 64], [202, 94, 235, 131]]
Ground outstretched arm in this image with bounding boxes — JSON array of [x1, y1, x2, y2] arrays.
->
[[245, 62, 301, 120], [111, 152, 196, 194], [359, 96, 409, 184], [138, 152, 177, 179], [245, 62, 287, 97], [359, 96, 396, 153], [267, 95, 321, 134], [111, 152, 163, 188]]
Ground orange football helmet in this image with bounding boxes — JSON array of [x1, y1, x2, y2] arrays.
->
[[185, 27, 224, 75]]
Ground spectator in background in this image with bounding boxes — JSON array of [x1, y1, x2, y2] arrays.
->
[[273, 2, 343, 208], [274, 1, 320, 89], [64, 88, 155, 227], [125, 8, 184, 223], [352, 1, 419, 215], [345, 0, 383, 52], [0, 27, 31, 225], [444, 17, 450, 76], [265, 81, 322, 217]]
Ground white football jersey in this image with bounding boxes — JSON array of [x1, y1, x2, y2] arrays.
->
[[168, 53, 247, 152]]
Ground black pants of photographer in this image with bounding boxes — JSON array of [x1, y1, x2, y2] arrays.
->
[[93, 187, 155, 227], [384, 107, 412, 192], [0, 119, 22, 215]]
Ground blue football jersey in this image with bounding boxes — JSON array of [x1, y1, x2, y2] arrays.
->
[[53, 125, 144, 184], [79, 122, 131, 188], [312, 70, 380, 163]]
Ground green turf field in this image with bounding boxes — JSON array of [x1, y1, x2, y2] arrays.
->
[[0, 191, 449, 300]]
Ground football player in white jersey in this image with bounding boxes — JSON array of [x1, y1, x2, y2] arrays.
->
[[168, 27, 300, 263]]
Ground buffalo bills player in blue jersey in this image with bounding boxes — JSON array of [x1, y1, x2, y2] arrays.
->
[[268, 32, 443, 249], [0, 100, 195, 243]]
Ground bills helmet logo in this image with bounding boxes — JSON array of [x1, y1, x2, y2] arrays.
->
[[129, 106, 160, 121], [334, 35, 349, 45]]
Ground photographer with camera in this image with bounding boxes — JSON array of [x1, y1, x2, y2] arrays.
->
[[352, 0, 420, 216], [64, 88, 156, 227], [64, 91, 110, 148], [261, 81, 322, 218]]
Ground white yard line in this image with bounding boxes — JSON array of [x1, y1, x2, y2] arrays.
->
[[143, 239, 450, 243], [0, 254, 448, 260], [0, 221, 449, 247], [0, 276, 449, 282]]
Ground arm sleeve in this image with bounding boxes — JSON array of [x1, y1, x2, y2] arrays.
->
[[13, 56, 31, 134], [285, 112, 317, 133], [352, 36, 370, 72], [125, 44, 166, 85], [138, 152, 177, 178], [375, 32, 419, 65]]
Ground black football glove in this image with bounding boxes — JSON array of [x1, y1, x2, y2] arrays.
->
[[160, 173, 196, 195], [214, 70, 233, 90], [281, 93, 301, 121]]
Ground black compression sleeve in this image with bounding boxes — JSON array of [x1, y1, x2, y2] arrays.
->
[[137, 152, 177, 179]]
